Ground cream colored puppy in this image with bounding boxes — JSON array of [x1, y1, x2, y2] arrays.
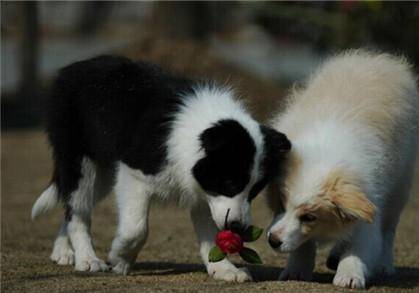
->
[[267, 50, 419, 289]]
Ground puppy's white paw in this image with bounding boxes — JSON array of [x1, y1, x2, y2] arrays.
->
[[111, 259, 132, 275], [279, 266, 313, 281], [75, 256, 109, 272], [333, 256, 366, 289], [50, 241, 74, 266], [108, 251, 133, 275], [207, 260, 252, 283], [333, 272, 365, 289]]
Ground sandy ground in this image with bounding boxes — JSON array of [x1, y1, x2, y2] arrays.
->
[[2, 131, 419, 292]]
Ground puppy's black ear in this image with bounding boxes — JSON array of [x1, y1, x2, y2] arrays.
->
[[192, 157, 210, 189], [199, 119, 252, 154], [200, 125, 229, 153], [261, 126, 291, 153]]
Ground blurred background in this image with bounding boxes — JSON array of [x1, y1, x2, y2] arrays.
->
[[2, 1, 419, 128]]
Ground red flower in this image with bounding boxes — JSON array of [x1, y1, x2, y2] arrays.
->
[[215, 230, 244, 254]]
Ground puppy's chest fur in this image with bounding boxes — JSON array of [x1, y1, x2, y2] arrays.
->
[[120, 163, 195, 206]]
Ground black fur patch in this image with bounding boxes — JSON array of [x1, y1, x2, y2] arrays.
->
[[45, 55, 291, 206], [64, 205, 73, 222], [248, 126, 291, 202], [192, 119, 256, 197], [46, 55, 193, 201]]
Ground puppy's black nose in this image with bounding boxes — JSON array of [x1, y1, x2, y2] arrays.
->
[[229, 221, 243, 232], [268, 234, 282, 249]]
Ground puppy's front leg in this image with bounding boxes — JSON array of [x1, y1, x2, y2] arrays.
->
[[108, 165, 152, 275], [190, 202, 252, 283], [333, 222, 382, 289], [280, 240, 316, 281]]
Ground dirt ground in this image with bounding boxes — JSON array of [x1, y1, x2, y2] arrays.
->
[[2, 37, 419, 292], [1, 128, 419, 293], [1, 133, 419, 293]]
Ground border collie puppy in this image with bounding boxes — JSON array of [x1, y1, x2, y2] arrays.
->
[[266, 50, 418, 288], [31, 55, 291, 282]]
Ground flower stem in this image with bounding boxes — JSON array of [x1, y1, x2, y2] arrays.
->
[[224, 208, 230, 230]]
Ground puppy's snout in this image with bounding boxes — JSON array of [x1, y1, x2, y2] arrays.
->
[[229, 221, 244, 232], [268, 233, 283, 249]]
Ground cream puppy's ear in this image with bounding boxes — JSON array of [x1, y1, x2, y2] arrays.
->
[[323, 170, 375, 224], [331, 189, 375, 223]]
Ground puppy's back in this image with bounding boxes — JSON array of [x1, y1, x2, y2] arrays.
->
[[46, 55, 191, 171], [274, 50, 419, 141]]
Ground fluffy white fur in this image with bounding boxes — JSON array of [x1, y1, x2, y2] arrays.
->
[[33, 86, 265, 282], [168, 85, 264, 228], [32, 184, 59, 219], [267, 50, 419, 289]]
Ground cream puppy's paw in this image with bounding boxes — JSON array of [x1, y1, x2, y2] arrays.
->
[[333, 256, 366, 289], [333, 272, 365, 289], [207, 260, 252, 283]]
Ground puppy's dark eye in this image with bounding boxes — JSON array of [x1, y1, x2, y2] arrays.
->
[[299, 213, 317, 223]]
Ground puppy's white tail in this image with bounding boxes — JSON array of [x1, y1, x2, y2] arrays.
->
[[31, 184, 59, 220]]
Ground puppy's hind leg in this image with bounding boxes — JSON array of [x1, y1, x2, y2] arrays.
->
[[379, 181, 413, 276], [67, 158, 110, 272], [190, 201, 252, 283], [50, 219, 74, 266], [379, 135, 418, 276], [35, 185, 74, 266], [68, 213, 109, 272], [379, 228, 396, 276], [108, 163, 152, 275]]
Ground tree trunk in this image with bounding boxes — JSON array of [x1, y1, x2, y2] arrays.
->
[[18, 1, 40, 126]]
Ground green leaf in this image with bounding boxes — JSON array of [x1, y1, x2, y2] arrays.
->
[[239, 247, 263, 264], [241, 226, 264, 242], [209, 246, 226, 262]]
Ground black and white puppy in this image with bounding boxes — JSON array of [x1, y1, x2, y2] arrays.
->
[[32, 56, 291, 282]]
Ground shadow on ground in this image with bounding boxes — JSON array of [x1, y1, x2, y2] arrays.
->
[[127, 261, 419, 289], [131, 261, 334, 283], [369, 267, 419, 289]]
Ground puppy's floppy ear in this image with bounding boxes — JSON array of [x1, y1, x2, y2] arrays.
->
[[200, 125, 228, 153], [192, 157, 210, 188], [265, 181, 286, 214], [261, 126, 291, 153], [200, 119, 253, 154], [323, 170, 375, 223]]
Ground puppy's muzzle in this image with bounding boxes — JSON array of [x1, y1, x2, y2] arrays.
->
[[268, 233, 282, 249], [229, 221, 245, 233]]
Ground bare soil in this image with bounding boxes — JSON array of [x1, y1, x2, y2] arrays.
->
[[2, 129, 419, 293]]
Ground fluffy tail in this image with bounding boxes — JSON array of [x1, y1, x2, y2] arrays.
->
[[31, 184, 59, 220]]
